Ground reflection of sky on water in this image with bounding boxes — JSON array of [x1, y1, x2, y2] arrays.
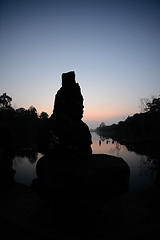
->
[[13, 132, 156, 191], [91, 132, 156, 192], [13, 153, 42, 186]]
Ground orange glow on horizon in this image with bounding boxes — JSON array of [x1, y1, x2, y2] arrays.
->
[[37, 106, 53, 117], [83, 106, 126, 121], [35, 101, 136, 123]]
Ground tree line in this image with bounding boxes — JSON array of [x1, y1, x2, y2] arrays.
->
[[0, 93, 49, 147], [95, 96, 160, 157]]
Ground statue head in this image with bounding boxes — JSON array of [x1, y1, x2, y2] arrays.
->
[[62, 71, 75, 88]]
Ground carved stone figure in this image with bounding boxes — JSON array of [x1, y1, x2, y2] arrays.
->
[[35, 71, 92, 192], [34, 71, 130, 197]]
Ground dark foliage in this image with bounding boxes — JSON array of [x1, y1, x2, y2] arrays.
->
[[0, 93, 49, 148], [95, 96, 160, 158]]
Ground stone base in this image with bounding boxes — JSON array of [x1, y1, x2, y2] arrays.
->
[[33, 154, 130, 197], [86, 154, 130, 196]]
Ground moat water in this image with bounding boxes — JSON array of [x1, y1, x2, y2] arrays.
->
[[13, 132, 158, 192]]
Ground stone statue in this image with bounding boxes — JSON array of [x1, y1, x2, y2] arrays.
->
[[34, 71, 130, 197], [35, 71, 92, 192], [49, 71, 92, 159], [32, 72, 130, 234]]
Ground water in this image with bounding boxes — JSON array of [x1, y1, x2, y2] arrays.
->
[[91, 132, 157, 192], [13, 132, 157, 192], [13, 152, 43, 186]]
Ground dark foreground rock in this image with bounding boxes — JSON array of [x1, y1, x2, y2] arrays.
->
[[87, 154, 130, 194], [33, 153, 130, 198], [0, 182, 160, 240], [0, 124, 15, 191]]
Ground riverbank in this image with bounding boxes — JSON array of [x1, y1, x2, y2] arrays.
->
[[0, 182, 160, 239]]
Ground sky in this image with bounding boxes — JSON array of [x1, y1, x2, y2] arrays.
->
[[0, 0, 160, 128]]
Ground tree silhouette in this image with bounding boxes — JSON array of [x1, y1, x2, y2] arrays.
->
[[28, 106, 38, 119], [0, 93, 12, 109], [99, 122, 106, 128], [39, 111, 49, 119], [146, 96, 160, 113], [139, 98, 150, 113]]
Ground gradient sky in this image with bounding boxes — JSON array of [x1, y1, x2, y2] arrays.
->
[[0, 0, 160, 128]]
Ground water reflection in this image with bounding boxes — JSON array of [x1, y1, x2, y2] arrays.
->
[[12, 132, 157, 192], [13, 147, 38, 164], [13, 151, 43, 186], [92, 132, 157, 192]]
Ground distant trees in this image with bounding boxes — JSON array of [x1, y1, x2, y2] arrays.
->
[[140, 96, 160, 113], [39, 111, 49, 119], [140, 98, 151, 113], [0, 93, 49, 119], [95, 96, 160, 157], [99, 122, 106, 128], [145, 96, 160, 113], [0, 93, 50, 147], [28, 106, 38, 119], [0, 93, 12, 109]]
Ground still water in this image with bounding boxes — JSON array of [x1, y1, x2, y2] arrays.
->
[[13, 132, 157, 192]]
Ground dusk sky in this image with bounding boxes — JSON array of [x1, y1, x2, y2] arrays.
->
[[1, 0, 160, 128]]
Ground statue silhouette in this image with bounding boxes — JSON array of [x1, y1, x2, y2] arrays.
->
[[34, 71, 130, 198], [34, 71, 92, 193], [32, 72, 130, 236], [49, 71, 92, 158]]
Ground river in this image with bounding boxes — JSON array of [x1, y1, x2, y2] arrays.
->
[[13, 132, 157, 192]]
